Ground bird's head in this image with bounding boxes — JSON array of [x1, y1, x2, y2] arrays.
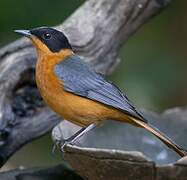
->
[[15, 27, 73, 56]]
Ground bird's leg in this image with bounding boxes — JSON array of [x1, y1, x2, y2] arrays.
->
[[52, 126, 85, 153], [61, 123, 96, 150], [70, 123, 96, 144]]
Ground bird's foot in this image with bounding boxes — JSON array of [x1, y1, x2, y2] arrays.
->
[[60, 137, 78, 152], [61, 123, 96, 152]]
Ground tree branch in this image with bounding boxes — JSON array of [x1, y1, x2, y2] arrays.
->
[[0, 0, 170, 167]]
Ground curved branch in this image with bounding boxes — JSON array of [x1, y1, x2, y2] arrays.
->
[[0, 0, 170, 167]]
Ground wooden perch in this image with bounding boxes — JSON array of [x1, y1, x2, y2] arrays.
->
[[0, 0, 170, 168], [57, 108, 187, 180], [61, 143, 187, 180]]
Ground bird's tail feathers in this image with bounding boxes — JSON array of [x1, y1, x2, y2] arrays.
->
[[131, 117, 187, 157]]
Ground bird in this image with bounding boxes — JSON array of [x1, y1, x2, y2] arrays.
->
[[15, 27, 187, 157]]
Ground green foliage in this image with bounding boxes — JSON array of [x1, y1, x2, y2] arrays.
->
[[0, 0, 84, 45]]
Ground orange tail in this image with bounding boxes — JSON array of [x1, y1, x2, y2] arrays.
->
[[131, 117, 187, 157]]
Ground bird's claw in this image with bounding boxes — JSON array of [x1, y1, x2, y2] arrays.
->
[[61, 139, 77, 152]]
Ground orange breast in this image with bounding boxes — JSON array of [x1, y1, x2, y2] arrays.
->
[[35, 49, 117, 127], [32, 37, 134, 127]]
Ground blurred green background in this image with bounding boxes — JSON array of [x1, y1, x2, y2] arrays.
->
[[0, 0, 187, 170]]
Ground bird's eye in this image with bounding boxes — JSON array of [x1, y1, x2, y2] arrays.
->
[[43, 33, 51, 40]]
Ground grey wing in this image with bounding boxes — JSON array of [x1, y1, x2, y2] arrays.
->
[[54, 55, 146, 122]]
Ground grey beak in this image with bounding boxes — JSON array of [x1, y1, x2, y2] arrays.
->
[[14, 30, 32, 37]]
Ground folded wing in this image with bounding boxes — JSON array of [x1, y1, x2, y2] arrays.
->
[[54, 55, 146, 122]]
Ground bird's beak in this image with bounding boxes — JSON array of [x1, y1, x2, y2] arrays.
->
[[14, 29, 32, 38]]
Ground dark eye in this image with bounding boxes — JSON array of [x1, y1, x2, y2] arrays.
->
[[43, 33, 51, 40]]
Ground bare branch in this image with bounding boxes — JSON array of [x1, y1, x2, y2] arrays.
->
[[0, 0, 170, 167]]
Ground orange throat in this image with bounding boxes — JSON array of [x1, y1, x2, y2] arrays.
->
[[34, 42, 74, 111], [35, 47, 74, 90]]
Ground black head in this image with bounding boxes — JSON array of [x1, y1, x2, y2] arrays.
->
[[15, 27, 72, 53]]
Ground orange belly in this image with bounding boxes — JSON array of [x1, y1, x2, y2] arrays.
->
[[35, 50, 133, 127], [35, 51, 115, 127], [41, 88, 113, 127], [37, 76, 133, 127]]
